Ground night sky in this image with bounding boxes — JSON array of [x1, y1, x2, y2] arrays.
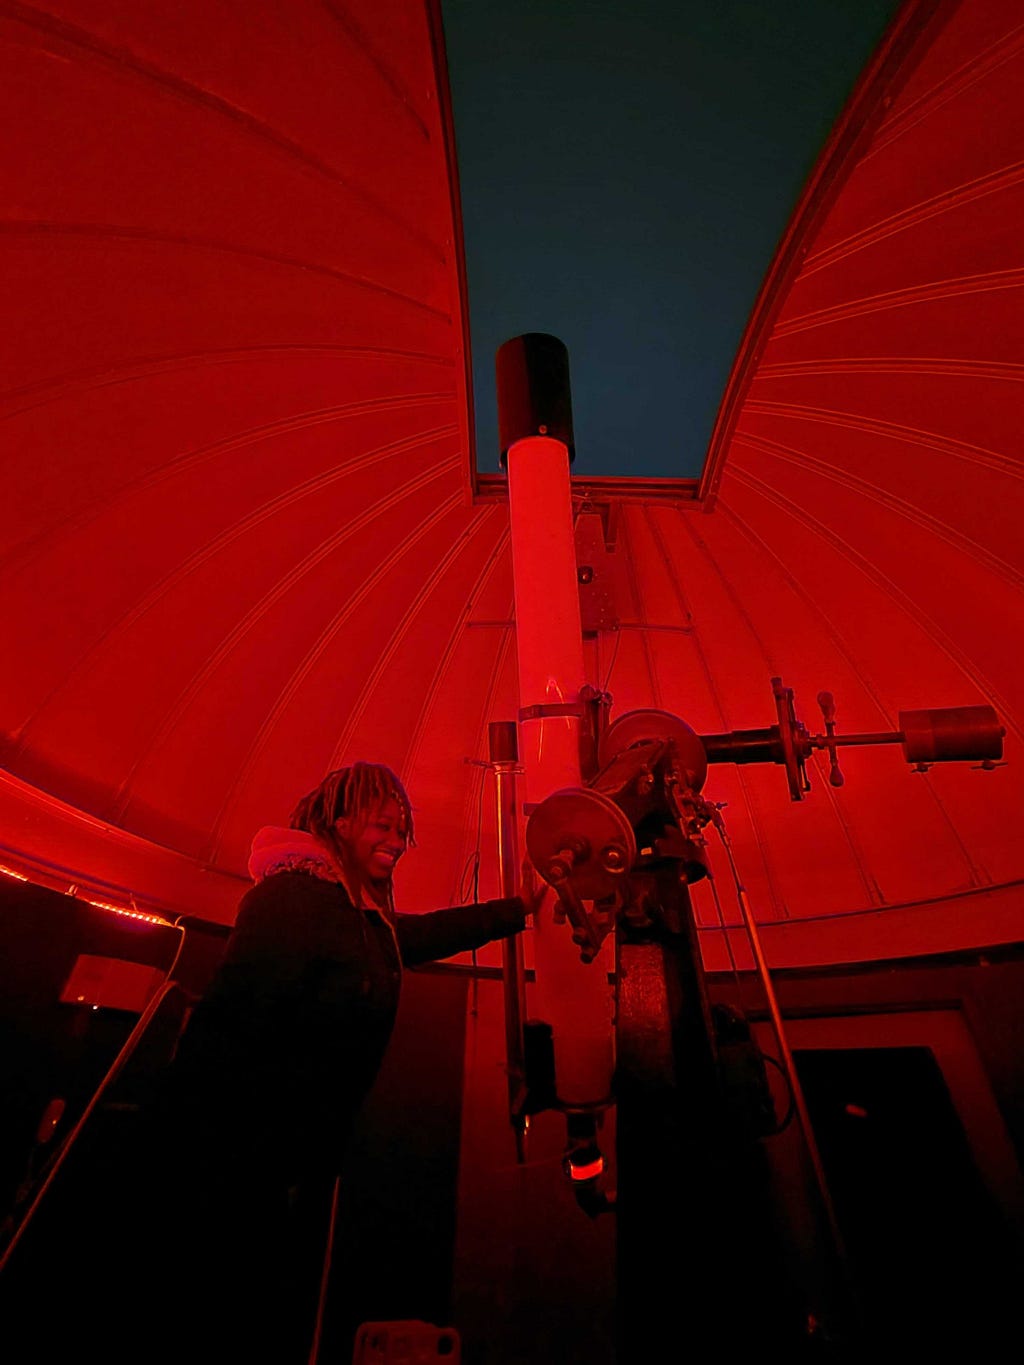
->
[[440, 0, 902, 479]]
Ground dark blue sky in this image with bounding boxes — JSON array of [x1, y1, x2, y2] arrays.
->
[[440, 0, 902, 479]]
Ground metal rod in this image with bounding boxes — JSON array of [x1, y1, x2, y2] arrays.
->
[[810, 732, 904, 748], [713, 822, 865, 1342], [489, 723, 529, 1159]]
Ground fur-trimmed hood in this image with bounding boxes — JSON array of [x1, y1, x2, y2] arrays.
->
[[247, 826, 344, 884]]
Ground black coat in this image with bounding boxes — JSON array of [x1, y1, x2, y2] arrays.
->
[[160, 871, 527, 1183]]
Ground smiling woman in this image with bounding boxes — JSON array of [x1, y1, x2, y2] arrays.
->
[[286, 761, 416, 903], [134, 761, 537, 1361], [0, 761, 541, 1365]]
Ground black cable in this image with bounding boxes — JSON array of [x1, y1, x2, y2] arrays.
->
[[760, 1051, 797, 1135]]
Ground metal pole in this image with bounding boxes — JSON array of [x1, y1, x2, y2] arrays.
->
[[488, 721, 529, 1159], [715, 822, 865, 1341]]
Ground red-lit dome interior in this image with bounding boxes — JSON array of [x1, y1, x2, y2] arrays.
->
[[1, 0, 1021, 972]]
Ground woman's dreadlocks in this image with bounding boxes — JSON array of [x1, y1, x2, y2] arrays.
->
[[290, 762, 414, 841]]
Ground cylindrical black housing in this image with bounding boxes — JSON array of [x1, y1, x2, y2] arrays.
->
[[496, 332, 575, 465], [701, 728, 786, 766], [522, 1018, 558, 1114], [488, 719, 519, 764], [899, 705, 1004, 764]]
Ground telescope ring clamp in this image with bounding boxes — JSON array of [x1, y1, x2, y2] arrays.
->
[[526, 788, 637, 963]]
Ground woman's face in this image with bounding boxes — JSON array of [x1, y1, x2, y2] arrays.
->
[[335, 797, 408, 885]]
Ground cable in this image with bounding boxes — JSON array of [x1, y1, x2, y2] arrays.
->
[[600, 625, 622, 693], [760, 1052, 797, 1135], [704, 866, 740, 977]]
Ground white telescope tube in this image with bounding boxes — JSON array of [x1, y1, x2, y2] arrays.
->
[[505, 429, 615, 1109]]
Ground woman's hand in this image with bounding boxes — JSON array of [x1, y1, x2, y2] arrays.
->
[[518, 856, 549, 920]]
